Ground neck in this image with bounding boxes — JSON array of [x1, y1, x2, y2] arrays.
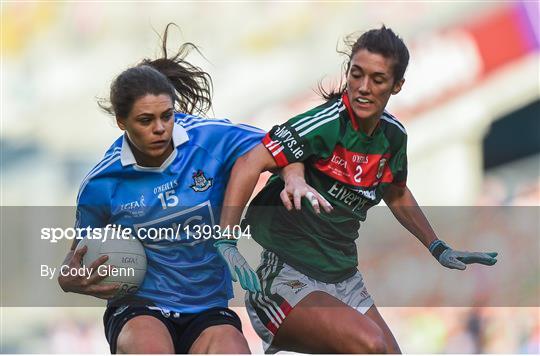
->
[[356, 115, 380, 136]]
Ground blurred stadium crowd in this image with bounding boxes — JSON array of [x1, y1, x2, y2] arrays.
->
[[1, 1, 538, 353], [2, 307, 539, 353]]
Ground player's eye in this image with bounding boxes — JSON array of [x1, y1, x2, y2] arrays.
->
[[373, 76, 386, 84], [162, 111, 173, 120]]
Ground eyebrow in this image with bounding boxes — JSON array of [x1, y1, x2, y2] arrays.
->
[[135, 107, 173, 118], [351, 64, 388, 77]]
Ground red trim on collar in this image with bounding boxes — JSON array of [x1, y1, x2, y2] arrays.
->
[[342, 91, 382, 135], [341, 91, 359, 131]]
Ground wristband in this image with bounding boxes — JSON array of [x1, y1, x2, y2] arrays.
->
[[214, 238, 237, 246], [429, 239, 450, 260]]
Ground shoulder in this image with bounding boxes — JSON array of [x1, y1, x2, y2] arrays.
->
[[380, 110, 407, 149], [285, 98, 344, 139], [380, 110, 407, 136], [77, 137, 124, 204], [175, 113, 264, 140], [175, 112, 233, 129]]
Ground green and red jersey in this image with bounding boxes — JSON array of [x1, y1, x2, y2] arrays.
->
[[245, 93, 408, 282]]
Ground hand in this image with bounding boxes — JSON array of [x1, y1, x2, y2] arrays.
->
[[429, 240, 498, 270], [214, 239, 261, 293], [280, 176, 333, 214], [57, 245, 120, 299]]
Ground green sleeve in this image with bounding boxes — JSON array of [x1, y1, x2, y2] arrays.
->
[[262, 100, 342, 167]]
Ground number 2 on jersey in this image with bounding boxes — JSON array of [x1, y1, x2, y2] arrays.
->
[[354, 165, 362, 183]]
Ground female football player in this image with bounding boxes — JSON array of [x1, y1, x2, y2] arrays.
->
[[57, 24, 288, 354], [217, 26, 498, 354]]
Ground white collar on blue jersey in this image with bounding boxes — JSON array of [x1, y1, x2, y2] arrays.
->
[[120, 123, 189, 167]]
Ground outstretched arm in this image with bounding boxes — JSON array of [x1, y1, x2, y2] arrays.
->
[[216, 143, 331, 292], [215, 144, 276, 293], [382, 184, 437, 248], [220, 144, 331, 228], [383, 184, 497, 270], [220, 143, 278, 229]]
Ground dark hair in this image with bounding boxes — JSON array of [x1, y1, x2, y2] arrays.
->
[[318, 25, 409, 101], [99, 23, 213, 119]]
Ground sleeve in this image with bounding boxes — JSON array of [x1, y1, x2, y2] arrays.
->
[[213, 123, 266, 173], [390, 135, 408, 187], [75, 178, 110, 235], [261, 102, 341, 168]]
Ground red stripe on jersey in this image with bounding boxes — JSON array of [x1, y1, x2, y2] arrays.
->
[[341, 91, 359, 131], [313, 144, 394, 187], [265, 320, 278, 335], [262, 133, 289, 167]]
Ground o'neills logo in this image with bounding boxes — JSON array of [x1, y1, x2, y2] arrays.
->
[[284, 280, 307, 289]]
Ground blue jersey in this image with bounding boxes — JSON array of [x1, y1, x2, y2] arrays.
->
[[75, 113, 264, 313]]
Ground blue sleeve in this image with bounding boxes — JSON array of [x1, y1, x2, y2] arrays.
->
[[203, 123, 265, 173], [75, 178, 110, 234], [181, 115, 265, 173]]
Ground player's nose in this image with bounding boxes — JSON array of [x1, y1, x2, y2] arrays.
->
[[153, 120, 166, 134], [358, 77, 370, 94]]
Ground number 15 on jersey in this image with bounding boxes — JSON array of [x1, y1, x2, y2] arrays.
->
[[157, 190, 179, 209]]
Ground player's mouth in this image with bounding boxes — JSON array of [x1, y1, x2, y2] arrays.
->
[[355, 97, 374, 107], [150, 140, 168, 148]]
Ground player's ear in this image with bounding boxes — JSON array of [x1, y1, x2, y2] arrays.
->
[[116, 116, 126, 131], [391, 78, 404, 95]]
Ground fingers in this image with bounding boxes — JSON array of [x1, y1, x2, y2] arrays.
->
[[227, 263, 238, 282], [293, 190, 302, 211], [236, 266, 251, 291], [86, 264, 114, 285], [72, 245, 87, 266], [86, 283, 121, 299], [440, 250, 467, 270], [280, 188, 334, 214], [449, 260, 467, 270], [250, 270, 262, 292], [305, 192, 320, 214], [236, 266, 255, 292], [311, 190, 333, 213], [280, 189, 294, 211], [235, 267, 261, 293], [456, 251, 498, 266], [88, 255, 109, 271], [477, 258, 497, 266], [445, 255, 467, 270]]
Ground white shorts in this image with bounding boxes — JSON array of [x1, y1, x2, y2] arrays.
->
[[245, 250, 374, 353]]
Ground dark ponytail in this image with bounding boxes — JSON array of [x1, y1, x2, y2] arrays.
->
[[99, 23, 213, 119]]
